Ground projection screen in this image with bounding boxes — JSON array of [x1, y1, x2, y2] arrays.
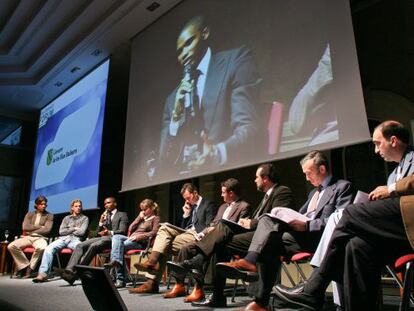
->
[[29, 60, 109, 213], [123, 0, 369, 191]]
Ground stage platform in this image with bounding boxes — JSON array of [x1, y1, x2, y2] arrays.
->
[[0, 275, 401, 310]]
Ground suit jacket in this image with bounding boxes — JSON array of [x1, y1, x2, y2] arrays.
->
[[181, 198, 218, 234], [97, 210, 129, 237], [22, 211, 54, 237], [251, 184, 295, 229], [388, 146, 414, 185], [298, 176, 353, 232], [159, 45, 261, 169], [395, 174, 414, 248], [209, 199, 252, 228]]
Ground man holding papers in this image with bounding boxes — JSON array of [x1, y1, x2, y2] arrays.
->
[[216, 150, 353, 311]]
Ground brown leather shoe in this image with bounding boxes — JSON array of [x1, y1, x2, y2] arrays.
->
[[218, 259, 257, 272], [236, 301, 269, 311], [134, 261, 160, 273], [163, 283, 186, 298], [128, 280, 159, 294], [184, 286, 205, 302], [216, 258, 257, 281]]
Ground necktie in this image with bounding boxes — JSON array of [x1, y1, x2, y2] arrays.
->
[[191, 204, 198, 226], [307, 186, 322, 214], [105, 211, 112, 229], [254, 193, 269, 219]]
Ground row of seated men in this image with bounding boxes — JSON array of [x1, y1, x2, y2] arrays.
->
[[7, 119, 414, 311]]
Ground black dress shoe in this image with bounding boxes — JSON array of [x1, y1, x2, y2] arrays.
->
[[191, 294, 227, 308], [272, 285, 323, 311], [61, 270, 78, 286], [114, 280, 126, 288], [274, 282, 306, 295]]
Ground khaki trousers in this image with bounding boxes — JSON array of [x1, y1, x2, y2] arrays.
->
[[7, 236, 48, 271], [146, 224, 196, 281]]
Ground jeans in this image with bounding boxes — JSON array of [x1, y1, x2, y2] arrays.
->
[[38, 236, 81, 275], [110, 234, 145, 281]]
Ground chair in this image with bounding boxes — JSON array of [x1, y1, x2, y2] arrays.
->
[[124, 236, 153, 287], [281, 252, 313, 286], [55, 247, 74, 269], [386, 254, 414, 311]]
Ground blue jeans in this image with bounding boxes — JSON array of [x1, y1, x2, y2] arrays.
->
[[111, 234, 145, 281], [38, 236, 81, 275]]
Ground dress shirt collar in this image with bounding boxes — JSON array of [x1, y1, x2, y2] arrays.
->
[[319, 174, 332, 191]]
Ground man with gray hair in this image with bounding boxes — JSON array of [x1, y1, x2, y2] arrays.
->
[[216, 150, 353, 311]]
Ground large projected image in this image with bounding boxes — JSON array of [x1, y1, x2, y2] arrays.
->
[[29, 60, 109, 213], [123, 0, 370, 191]]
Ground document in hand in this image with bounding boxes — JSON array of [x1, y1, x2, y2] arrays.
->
[[353, 190, 369, 204], [220, 219, 250, 234], [265, 207, 309, 224]]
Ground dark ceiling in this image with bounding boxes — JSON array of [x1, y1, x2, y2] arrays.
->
[[0, 0, 181, 119]]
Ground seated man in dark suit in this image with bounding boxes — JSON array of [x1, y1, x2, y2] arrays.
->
[[274, 173, 414, 310], [215, 150, 353, 311], [166, 178, 252, 302], [58, 197, 128, 285], [168, 163, 295, 307], [129, 183, 217, 294]]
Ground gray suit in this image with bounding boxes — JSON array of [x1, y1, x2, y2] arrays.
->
[[159, 45, 261, 172], [66, 210, 129, 271], [248, 176, 353, 307]]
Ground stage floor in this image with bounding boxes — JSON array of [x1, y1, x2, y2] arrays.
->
[[0, 275, 401, 310]]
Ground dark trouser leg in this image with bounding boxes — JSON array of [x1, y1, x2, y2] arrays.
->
[[212, 231, 255, 298], [196, 223, 236, 256], [79, 237, 111, 266], [319, 198, 412, 309], [66, 238, 101, 271]]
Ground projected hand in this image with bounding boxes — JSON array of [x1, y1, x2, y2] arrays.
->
[[187, 133, 218, 170], [172, 79, 193, 122]]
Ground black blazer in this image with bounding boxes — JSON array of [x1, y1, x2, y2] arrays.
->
[[251, 184, 295, 229], [181, 198, 218, 233]]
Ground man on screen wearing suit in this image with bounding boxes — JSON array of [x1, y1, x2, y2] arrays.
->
[[158, 15, 261, 175], [165, 178, 252, 302], [274, 172, 414, 310], [215, 150, 353, 311], [59, 197, 128, 285], [275, 120, 414, 309], [172, 163, 295, 308], [129, 183, 217, 294]]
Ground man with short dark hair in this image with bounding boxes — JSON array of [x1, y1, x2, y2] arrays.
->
[[274, 120, 414, 310], [8, 195, 54, 278], [158, 15, 261, 175], [129, 183, 217, 294], [165, 178, 252, 302], [175, 163, 295, 308]]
